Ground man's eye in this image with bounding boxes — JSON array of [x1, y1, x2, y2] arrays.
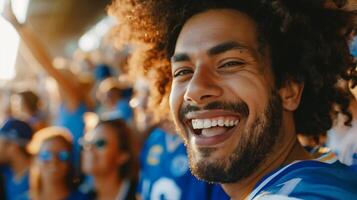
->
[[173, 69, 193, 77], [219, 61, 245, 68]]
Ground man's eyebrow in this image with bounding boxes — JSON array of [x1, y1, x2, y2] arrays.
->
[[208, 41, 249, 56], [171, 53, 191, 63], [171, 41, 252, 63]]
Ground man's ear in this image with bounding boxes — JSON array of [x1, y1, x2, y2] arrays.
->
[[278, 81, 304, 111]]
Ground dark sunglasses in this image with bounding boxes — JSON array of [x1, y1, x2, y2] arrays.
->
[[38, 151, 70, 162], [79, 138, 107, 150]]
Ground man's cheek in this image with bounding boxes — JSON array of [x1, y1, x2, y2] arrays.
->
[[169, 88, 182, 117]]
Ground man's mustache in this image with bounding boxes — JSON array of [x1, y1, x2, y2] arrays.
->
[[179, 101, 249, 121]]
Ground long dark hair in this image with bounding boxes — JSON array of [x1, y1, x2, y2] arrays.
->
[[96, 119, 137, 180]]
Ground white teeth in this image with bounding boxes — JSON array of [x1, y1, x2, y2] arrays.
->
[[201, 130, 223, 137], [230, 120, 234, 126], [197, 120, 204, 129], [193, 119, 204, 129], [212, 120, 217, 127], [218, 119, 224, 126], [203, 119, 211, 128], [191, 118, 240, 130]]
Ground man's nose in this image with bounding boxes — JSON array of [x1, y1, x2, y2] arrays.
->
[[183, 67, 223, 105]]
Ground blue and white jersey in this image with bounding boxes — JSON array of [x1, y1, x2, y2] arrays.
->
[[137, 128, 229, 200], [248, 153, 357, 200]]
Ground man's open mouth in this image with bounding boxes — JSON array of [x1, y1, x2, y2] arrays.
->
[[191, 117, 239, 137], [184, 112, 241, 146]]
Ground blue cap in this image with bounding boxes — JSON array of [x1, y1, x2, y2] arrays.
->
[[0, 118, 33, 146]]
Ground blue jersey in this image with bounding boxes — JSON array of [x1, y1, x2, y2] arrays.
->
[[137, 128, 229, 200], [66, 189, 91, 200], [56, 103, 88, 170], [56, 103, 87, 141], [248, 153, 357, 200], [1, 166, 29, 200]]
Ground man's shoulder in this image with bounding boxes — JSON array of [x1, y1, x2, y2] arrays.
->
[[250, 155, 357, 199]]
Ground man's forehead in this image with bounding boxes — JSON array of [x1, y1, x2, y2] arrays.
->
[[172, 41, 258, 63], [174, 9, 259, 56]]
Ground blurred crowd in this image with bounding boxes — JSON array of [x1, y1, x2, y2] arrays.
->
[[0, 1, 356, 200], [0, 2, 230, 200]]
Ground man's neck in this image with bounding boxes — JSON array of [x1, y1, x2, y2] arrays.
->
[[93, 171, 122, 200], [223, 117, 312, 200], [9, 154, 30, 179]]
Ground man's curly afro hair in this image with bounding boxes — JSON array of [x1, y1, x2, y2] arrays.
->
[[110, 0, 357, 136]]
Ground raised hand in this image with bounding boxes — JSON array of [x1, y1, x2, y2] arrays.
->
[[1, 0, 20, 26]]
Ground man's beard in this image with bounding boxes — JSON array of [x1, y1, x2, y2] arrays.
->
[[178, 91, 283, 183]]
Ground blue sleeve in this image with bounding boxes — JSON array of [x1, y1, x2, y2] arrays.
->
[[257, 162, 357, 200]]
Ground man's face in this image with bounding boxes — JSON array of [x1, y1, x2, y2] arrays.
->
[[170, 9, 283, 183]]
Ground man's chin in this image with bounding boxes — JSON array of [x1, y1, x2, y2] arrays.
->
[[187, 148, 236, 183], [187, 143, 267, 184], [188, 157, 239, 184]]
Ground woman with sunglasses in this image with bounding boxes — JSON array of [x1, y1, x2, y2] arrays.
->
[[81, 119, 137, 200], [27, 127, 88, 200]]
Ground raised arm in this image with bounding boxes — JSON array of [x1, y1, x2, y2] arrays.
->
[[1, 0, 87, 110]]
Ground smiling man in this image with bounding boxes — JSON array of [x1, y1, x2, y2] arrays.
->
[[111, 0, 357, 199]]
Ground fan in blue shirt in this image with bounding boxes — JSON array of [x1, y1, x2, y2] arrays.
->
[[137, 128, 229, 200]]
